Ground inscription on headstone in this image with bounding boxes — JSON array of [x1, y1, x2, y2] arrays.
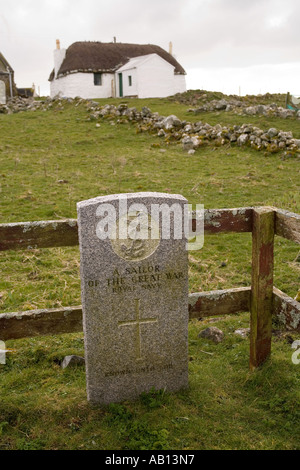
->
[[77, 192, 189, 404], [0, 81, 6, 105]]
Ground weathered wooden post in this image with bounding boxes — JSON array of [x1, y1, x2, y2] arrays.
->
[[250, 207, 275, 370]]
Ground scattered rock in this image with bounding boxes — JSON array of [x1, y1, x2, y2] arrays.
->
[[189, 99, 299, 120], [57, 179, 69, 184], [267, 128, 278, 138], [0, 96, 85, 114], [1, 95, 299, 158], [162, 114, 182, 130], [141, 106, 152, 117], [215, 99, 228, 110], [91, 103, 299, 156], [61, 355, 85, 369], [181, 136, 194, 150], [198, 327, 224, 344], [237, 133, 249, 146], [184, 124, 193, 133], [234, 328, 250, 338]]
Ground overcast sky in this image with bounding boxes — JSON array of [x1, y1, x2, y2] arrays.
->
[[1, 0, 299, 96]]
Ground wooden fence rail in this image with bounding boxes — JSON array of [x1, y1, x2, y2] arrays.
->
[[1, 206, 300, 369]]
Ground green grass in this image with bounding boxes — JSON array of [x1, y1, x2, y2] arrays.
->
[[0, 93, 299, 450], [1, 319, 299, 450]]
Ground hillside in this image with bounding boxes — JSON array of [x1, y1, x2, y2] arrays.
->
[[0, 92, 299, 450]]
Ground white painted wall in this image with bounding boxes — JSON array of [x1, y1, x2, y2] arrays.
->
[[115, 54, 186, 98], [50, 72, 115, 99], [173, 74, 187, 95], [137, 56, 175, 98], [50, 53, 186, 99], [117, 68, 138, 97]]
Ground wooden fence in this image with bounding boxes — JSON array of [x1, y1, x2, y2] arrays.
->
[[0, 206, 299, 369]]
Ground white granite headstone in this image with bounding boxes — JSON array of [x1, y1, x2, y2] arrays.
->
[[77, 192, 189, 404]]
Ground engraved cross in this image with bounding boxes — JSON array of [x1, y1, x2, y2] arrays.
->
[[118, 298, 158, 361]]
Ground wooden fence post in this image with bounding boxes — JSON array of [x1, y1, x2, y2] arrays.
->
[[250, 207, 275, 370]]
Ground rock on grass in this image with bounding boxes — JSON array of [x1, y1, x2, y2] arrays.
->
[[198, 327, 224, 344]]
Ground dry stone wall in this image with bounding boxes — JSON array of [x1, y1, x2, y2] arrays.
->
[[1, 96, 299, 157], [188, 98, 300, 120], [87, 102, 300, 157]]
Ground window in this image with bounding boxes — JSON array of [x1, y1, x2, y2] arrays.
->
[[128, 75, 132, 87], [94, 73, 102, 86]]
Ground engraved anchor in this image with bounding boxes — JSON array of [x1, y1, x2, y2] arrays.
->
[[120, 213, 150, 260], [121, 238, 146, 259], [118, 299, 158, 361]]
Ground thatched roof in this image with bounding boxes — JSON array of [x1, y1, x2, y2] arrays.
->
[[50, 42, 186, 80]]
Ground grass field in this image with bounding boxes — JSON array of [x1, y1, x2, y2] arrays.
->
[[0, 91, 299, 450]]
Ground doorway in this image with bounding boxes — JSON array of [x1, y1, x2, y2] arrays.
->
[[118, 73, 123, 97]]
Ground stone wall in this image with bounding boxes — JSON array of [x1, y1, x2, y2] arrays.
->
[[87, 102, 300, 157], [188, 98, 300, 119], [1, 96, 299, 158]]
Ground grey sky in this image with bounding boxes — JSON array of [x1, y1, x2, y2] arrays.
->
[[1, 0, 299, 95]]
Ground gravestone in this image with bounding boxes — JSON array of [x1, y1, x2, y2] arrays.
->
[[0, 81, 6, 105], [77, 192, 189, 404]]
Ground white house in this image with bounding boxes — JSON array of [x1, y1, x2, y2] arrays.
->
[[49, 41, 186, 99]]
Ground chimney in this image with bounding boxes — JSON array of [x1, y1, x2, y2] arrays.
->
[[169, 41, 173, 56], [54, 39, 66, 78], [113, 36, 116, 43]]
